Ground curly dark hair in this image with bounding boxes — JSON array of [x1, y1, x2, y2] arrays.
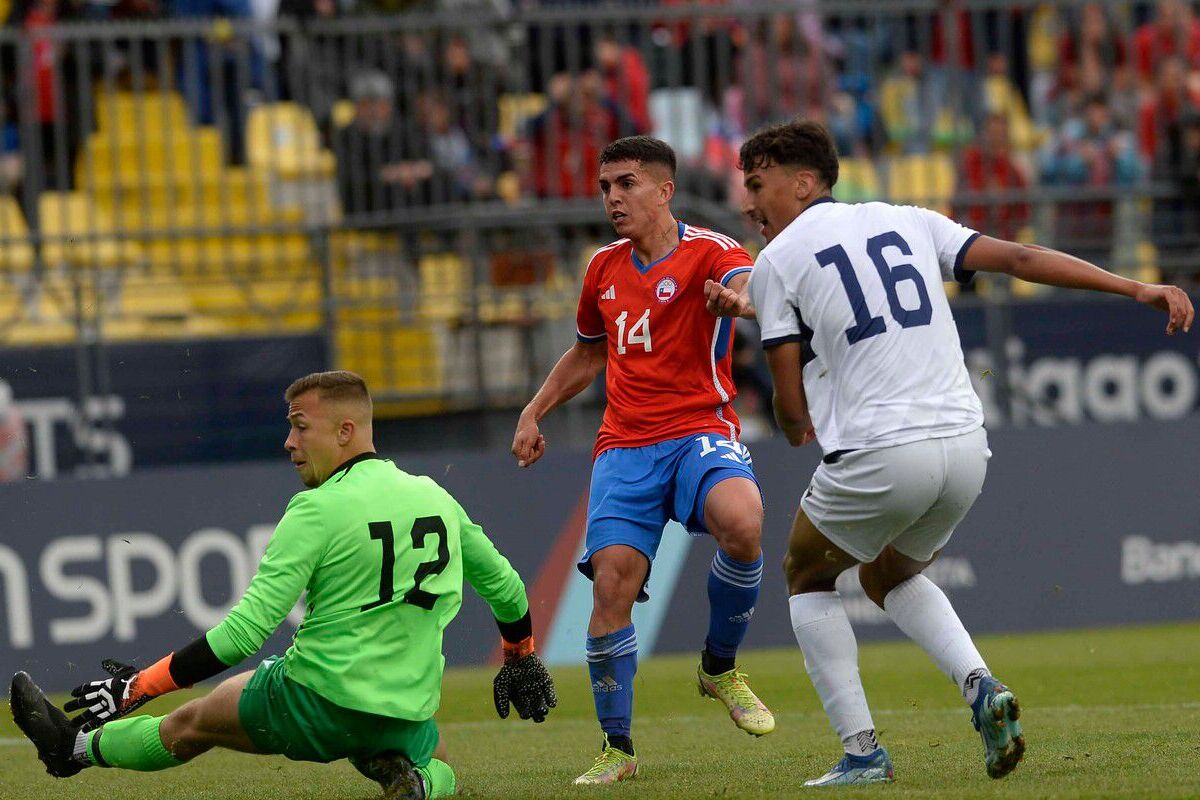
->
[[600, 136, 677, 178], [738, 120, 839, 189]]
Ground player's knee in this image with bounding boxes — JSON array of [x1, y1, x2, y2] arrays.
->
[[783, 551, 838, 595], [591, 567, 638, 613], [713, 514, 761, 562], [858, 565, 889, 609]]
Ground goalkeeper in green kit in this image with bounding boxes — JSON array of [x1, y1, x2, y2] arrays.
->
[[9, 371, 557, 799]]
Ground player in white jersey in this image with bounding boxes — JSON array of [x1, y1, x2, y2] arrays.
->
[[705, 120, 1194, 786]]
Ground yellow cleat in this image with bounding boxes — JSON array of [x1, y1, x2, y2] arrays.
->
[[697, 665, 776, 736], [573, 735, 638, 785]]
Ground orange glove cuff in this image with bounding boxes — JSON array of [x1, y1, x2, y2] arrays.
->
[[502, 635, 536, 661], [137, 653, 184, 696]]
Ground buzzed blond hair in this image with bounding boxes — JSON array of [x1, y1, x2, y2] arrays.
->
[[285, 371, 372, 417]]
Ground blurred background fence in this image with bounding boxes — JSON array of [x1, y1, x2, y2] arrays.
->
[[1, 0, 1198, 477]]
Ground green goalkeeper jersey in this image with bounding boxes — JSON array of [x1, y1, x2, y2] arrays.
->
[[204, 454, 528, 720]]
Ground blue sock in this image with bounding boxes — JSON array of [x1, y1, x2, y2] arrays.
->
[[586, 625, 637, 740], [704, 550, 763, 672]]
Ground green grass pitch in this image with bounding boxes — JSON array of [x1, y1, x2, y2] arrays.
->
[[2, 622, 1197, 799]]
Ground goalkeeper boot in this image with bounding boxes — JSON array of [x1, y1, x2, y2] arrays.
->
[[573, 734, 637, 785], [9, 671, 84, 778], [353, 751, 425, 800], [804, 748, 894, 786], [970, 675, 1025, 779], [696, 664, 775, 736]]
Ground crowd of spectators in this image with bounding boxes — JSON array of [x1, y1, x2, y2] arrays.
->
[[2, 1, 1200, 282]]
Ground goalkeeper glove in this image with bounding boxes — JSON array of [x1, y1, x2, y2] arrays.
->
[[64, 655, 183, 731], [493, 636, 557, 723]]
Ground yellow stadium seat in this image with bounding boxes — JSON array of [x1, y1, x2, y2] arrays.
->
[[419, 253, 469, 322], [886, 154, 955, 214], [38, 193, 141, 268], [335, 324, 441, 397], [87, 168, 272, 213], [247, 103, 336, 180], [184, 277, 323, 333], [78, 127, 225, 184], [833, 158, 882, 204], [0, 196, 35, 272], [93, 91, 190, 138]]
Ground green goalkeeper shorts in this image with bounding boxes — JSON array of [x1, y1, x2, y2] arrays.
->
[[238, 655, 439, 767]]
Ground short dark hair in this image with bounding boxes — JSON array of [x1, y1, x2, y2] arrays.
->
[[738, 119, 839, 189], [285, 370, 371, 408], [600, 136, 676, 178]]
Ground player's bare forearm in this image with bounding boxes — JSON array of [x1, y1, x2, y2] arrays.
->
[[514, 340, 606, 467], [964, 236, 1194, 334], [765, 342, 816, 446], [521, 341, 606, 422]]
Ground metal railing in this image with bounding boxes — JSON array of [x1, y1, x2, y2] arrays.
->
[[0, 0, 1195, 417]]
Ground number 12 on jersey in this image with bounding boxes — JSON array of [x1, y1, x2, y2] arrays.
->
[[615, 309, 652, 354]]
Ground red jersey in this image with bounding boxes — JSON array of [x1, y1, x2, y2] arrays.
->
[[576, 222, 754, 459]]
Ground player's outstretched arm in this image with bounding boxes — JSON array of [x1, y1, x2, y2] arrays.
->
[[764, 342, 817, 446], [65, 495, 325, 729], [63, 637, 232, 730], [964, 236, 1195, 335], [513, 340, 606, 467]]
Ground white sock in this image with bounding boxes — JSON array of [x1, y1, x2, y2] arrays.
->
[[883, 574, 990, 705], [789, 592, 878, 753]]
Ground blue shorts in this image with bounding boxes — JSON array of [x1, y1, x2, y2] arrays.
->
[[578, 433, 760, 601]]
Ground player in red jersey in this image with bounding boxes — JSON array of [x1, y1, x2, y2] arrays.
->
[[512, 137, 773, 785]]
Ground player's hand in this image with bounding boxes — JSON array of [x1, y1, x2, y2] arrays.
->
[[704, 279, 753, 318], [512, 412, 546, 468], [493, 641, 557, 723], [63, 659, 154, 730], [1134, 283, 1194, 335]]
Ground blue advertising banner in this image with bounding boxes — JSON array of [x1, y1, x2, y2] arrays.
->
[[0, 335, 327, 479], [1, 420, 1197, 692]]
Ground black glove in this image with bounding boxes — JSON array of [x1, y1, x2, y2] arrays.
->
[[493, 645, 557, 723], [63, 659, 153, 731]]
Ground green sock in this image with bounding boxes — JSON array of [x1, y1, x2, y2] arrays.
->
[[417, 758, 456, 799], [87, 715, 183, 772]]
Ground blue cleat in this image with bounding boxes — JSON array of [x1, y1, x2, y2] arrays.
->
[[970, 675, 1025, 779], [804, 748, 894, 786]]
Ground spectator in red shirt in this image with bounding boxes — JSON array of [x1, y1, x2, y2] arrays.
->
[[1131, 0, 1200, 85], [524, 71, 633, 199], [955, 112, 1030, 240], [1137, 56, 1200, 161], [594, 34, 651, 135]]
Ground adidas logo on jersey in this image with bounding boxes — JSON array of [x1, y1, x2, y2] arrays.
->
[[601, 285, 616, 301], [592, 676, 622, 693]]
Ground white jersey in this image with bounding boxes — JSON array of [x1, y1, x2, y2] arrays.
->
[[748, 198, 984, 454]]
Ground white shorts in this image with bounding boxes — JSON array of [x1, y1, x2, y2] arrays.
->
[[800, 427, 990, 563]]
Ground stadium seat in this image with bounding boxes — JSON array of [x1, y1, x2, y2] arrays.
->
[[885, 154, 955, 214], [247, 103, 337, 180], [184, 276, 323, 333], [93, 91, 190, 138], [37, 193, 141, 268], [0, 196, 35, 273], [833, 158, 883, 204], [77, 126, 225, 184], [335, 324, 443, 402], [419, 253, 469, 322]]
